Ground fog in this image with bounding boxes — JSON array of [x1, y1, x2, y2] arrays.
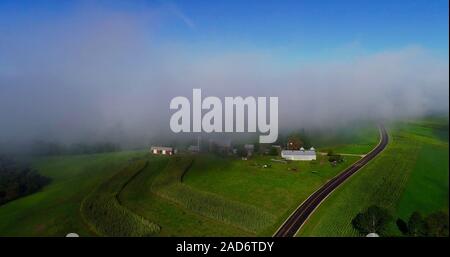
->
[[0, 4, 448, 151]]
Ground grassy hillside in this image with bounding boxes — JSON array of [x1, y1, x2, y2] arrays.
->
[[81, 159, 160, 236], [119, 156, 271, 235], [151, 155, 275, 234], [0, 151, 146, 236], [298, 118, 449, 237], [184, 154, 361, 235], [118, 156, 248, 236]]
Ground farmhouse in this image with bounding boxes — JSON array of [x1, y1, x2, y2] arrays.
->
[[281, 147, 316, 161], [150, 146, 175, 155]]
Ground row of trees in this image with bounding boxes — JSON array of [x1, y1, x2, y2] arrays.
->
[[352, 205, 449, 237], [30, 141, 120, 156], [397, 211, 449, 237], [0, 156, 51, 206]]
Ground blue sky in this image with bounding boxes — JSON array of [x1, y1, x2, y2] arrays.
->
[[0, 0, 448, 144], [1, 0, 448, 63]]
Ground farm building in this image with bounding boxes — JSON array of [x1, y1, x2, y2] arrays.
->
[[281, 147, 316, 161], [244, 144, 255, 156], [150, 146, 175, 155]]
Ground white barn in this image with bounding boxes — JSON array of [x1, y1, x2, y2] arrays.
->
[[281, 147, 316, 161], [150, 146, 174, 155]]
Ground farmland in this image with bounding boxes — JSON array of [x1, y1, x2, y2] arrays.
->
[[0, 151, 146, 236], [183, 154, 360, 235], [119, 153, 360, 236], [118, 156, 248, 236], [297, 117, 449, 236], [81, 159, 160, 236], [0, 121, 402, 237]]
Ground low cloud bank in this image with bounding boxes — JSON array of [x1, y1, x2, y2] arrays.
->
[[0, 5, 448, 150]]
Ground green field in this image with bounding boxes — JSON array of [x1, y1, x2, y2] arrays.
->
[[119, 156, 248, 236], [0, 151, 146, 236], [313, 121, 379, 155], [298, 118, 449, 236], [183, 154, 360, 235], [81, 159, 160, 236], [0, 120, 400, 236], [121, 153, 361, 236]]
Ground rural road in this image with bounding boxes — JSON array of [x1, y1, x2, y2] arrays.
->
[[274, 124, 389, 237]]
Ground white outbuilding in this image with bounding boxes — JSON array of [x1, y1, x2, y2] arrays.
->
[[281, 147, 317, 161]]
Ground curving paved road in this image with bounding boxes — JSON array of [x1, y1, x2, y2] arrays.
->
[[274, 124, 389, 237]]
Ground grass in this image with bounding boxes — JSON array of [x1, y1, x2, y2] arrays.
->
[[0, 151, 146, 236], [150, 155, 276, 234], [183, 153, 361, 235], [80, 159, 160, 236], [396, 125, 449, 219], [0, 121, 381, 236], [118, 156, 248, 236], [297, 118, 449, 237], [313, 121, 379, 155]]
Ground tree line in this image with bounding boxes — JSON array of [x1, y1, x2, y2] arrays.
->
[[0, 156, 51, 206], [352, 205, 449, 237], [30, 141, 121, 156]]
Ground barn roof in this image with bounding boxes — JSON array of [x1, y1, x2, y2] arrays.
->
[[281, 150, 316, 156], [151, 146, 173, 151]]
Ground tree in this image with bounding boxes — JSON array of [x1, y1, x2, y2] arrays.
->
[[398, 211, 449, 237], [287, 135, 303, 150], [253, 142, 260, 154], [396, 218, 409, 235], [424, 211, 449, 237], [407, 212, 426, 236], [268, 147, 279, 156], [351, 205, 392, 236], [328, 154, 343, 163], [236, 146, 247, 158], [0, 156, 51, 206]]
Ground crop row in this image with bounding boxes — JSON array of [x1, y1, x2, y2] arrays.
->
[[81, 159, 160, 236]]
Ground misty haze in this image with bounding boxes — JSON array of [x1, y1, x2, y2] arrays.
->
[[0, 1, 448, 153], [0, 0, 448, 241]]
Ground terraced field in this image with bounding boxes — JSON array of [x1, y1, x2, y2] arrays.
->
[[297, 118, 449, 236], [118, 156, 248, 236], [81, 159, 160, 236], [150, 156, 275, 233]]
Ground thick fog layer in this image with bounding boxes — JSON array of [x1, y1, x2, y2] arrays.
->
[[0, 4, 448, 150]]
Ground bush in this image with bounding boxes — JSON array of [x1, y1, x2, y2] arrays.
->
[[268, 147, 279, 156], [328, 154, 344, 163]]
